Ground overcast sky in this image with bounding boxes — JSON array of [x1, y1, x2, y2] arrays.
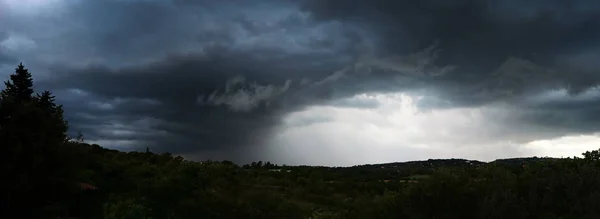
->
[[1, 0, 599, 166]]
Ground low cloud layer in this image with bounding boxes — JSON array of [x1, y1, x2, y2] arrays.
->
[[2, 0, 599, 165], [198, 75, 292, 112]]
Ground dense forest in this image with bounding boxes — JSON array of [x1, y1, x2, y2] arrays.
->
[[3, 63, 600, 219]]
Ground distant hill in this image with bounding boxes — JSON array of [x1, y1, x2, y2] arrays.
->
[[356, 158, 485, 169], [351, 156, 565, 170], [490, 157, 559, 165]]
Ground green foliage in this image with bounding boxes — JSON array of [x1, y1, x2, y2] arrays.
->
[[103, 197, 154, 219], [4, 62, 600, 218]]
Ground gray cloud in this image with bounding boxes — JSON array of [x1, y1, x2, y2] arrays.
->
[[198, 75, 292, 112], [2, 0, 600, 164], [298, 0, 600, 136], [302, 0, 600, 90]]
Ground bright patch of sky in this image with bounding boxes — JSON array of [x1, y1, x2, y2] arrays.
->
[[267, 92, 600, 166]]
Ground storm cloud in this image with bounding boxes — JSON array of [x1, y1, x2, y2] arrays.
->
[[2, 0, 600, 165]]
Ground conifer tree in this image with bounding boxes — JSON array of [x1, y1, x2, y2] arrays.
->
[[1, 62, 34, 102], [0, 63, 34, 128], [37, 90, 69, 142], [0, 63, 38, 217], [0, 63, 77, 218]]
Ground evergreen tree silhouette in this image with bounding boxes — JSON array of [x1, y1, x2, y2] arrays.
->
[[1, 62, 34, 102], [0, 63, 77, 218], [37, 90, 69, 142]]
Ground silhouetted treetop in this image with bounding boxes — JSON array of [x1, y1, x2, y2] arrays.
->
[[2, 62, 34, 102]]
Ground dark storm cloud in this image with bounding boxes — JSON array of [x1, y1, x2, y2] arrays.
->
[[5, 0, 600, 163], [19, 0, 373, 163], [298, 0, 600, 133], [24, 0, 353, 153], [302, 0, 600, 90], [512, 88, 600, 135], [40, 46, 354, 162], [41, 42, 459, 163]]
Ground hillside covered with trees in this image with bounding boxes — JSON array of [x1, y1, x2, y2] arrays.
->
[[3, 63, 600, 219]]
